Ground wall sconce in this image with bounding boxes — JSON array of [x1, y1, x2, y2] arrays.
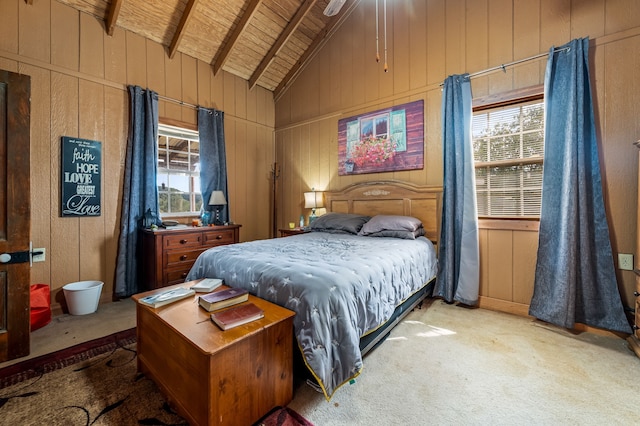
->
[[304, 189, 324, 224], [208, 191, 227, 226]]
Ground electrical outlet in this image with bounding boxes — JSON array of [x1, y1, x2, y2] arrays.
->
[[32, 248, 45, 263], [618, 253, 633, 271]]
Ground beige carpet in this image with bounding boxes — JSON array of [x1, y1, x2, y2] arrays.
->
[[288, 300, 640, 425]]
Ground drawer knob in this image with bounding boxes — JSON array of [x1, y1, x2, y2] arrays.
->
[[635, 291, 640, 297], [180, 239, 188, 244], [180, 255, 187, 261], [181, 272, 187, 278], [216, 235, 223, 239]]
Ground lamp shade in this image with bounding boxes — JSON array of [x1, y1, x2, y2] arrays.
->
[[208, 190, 227, 206], [304, 191, 324, 209]]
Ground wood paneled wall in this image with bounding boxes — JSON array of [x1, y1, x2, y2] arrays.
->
[[275, 0, 640, 315], [0, 0, 275, 313]]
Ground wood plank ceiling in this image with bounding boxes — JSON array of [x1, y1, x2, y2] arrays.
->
[[55, 0, 358, 98]]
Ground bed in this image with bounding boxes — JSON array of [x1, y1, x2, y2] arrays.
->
[[186, 181, 442, 400]]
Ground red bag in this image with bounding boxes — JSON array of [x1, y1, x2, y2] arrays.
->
[[30, 284, 52, 331]]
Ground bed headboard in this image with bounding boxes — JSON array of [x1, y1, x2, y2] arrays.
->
[[324, 181, 443, 243]]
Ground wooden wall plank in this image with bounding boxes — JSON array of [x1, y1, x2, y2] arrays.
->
[[125, 32, 147, 87], [444, 0, 465, 76], [104, 26, 127, 84], [513, 0, 542, 88], [23, 64, 52, 286], [164, 52, 183, 120], [571, 0, 605, 39], [78, 80, 105, 290], [488, 0, 514, 94], [465, 0, 488, 98], [426, 0, 446, 85], [50, 72, 80, 303], [408, 0, 427, 91], [19, 0, 51, 63], [487, 230, 513, 301], [0, 0, 19, 54], [223, 71, 236, 117], [391, 0, 410, 96], [181, 55, 198, 124], [79, 11, 104, 78], [197, 60, 212, 108], [512, 230, 538, 304], [103, 86, 127, 297], [51, 1, 78, 70], [604, 0, 640, 34]]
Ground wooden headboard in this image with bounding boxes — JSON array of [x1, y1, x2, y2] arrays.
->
[[324, 181, 443, 243]]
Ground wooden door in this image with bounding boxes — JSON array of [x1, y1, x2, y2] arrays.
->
[[0, 70, 31, 362]]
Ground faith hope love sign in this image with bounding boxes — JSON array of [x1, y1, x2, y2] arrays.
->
[[61, 136, 101, 217]]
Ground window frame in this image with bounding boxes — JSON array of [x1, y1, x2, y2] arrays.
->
[[157, 119, 202, 218], [472, 85, 544, 220]]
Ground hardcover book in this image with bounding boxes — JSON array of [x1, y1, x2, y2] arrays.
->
[[139, 287, 195, 308], [190, 278, 223, 292], [210, 302, 264, 330], [198, 287, 249, 312]]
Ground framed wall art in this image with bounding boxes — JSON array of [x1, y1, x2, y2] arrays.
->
[[338, 100, 424, 175], [61, 136, 102, 217]]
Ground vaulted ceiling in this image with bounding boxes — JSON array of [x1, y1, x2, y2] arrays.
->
[[56, 0, 358, 98]]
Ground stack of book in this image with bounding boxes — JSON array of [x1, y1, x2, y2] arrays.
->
[[198, 287, 264, 330]]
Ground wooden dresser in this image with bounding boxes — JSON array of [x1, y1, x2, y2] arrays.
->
[[630, 142, 640, 358], [140, 224, 241, 290]]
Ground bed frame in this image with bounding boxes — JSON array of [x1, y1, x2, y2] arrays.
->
[[324, 180, 442, 245], [323, 180, 443, 355]]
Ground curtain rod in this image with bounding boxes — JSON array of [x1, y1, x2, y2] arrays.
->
[[441, 46, 571, 86], [157, 94, 199, 110]]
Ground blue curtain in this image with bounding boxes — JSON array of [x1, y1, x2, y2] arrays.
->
[[434, 74, 480, 306], [529, 38, 630, 334], [198, 107, 229, 224], [114, 86, 159, 297]]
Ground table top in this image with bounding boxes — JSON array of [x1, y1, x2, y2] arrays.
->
[[132, 281, 295, 354]]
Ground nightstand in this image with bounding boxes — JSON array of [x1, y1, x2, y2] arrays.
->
[[278, 228, 308, 237], [140, 224, 241, 290]]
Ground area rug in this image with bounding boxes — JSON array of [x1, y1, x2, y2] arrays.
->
[[0, 330, 312, 425]]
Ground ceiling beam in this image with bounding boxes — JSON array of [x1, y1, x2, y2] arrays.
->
[[168, 0, 200, 59], [212, 0, 263, 76], [248, 0, 317, 90], [274, 0, 358, 99], [105, 0, 124, 36]]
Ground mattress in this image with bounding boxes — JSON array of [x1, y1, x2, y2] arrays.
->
[[186, 231, 437, 399]]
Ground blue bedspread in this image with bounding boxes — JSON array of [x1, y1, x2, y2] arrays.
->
[[186, 232, 437, 399]]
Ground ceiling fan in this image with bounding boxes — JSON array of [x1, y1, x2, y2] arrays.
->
[[323, 0, 347, 16]]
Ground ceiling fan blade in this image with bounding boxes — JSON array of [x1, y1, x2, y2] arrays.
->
[[323, 0, 346, 17]]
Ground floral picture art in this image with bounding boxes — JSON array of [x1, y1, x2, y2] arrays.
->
[[338, 100, 424, 175]]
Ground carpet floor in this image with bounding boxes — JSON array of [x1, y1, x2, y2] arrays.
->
[[0, 330, 312, 426]]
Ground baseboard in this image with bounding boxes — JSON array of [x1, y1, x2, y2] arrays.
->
[[477, 296, 532, 317], [478, 296, 629, 340]]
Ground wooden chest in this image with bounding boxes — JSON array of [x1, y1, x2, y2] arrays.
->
[[140, 225, 241, 290], [132, 284, 295, 426]]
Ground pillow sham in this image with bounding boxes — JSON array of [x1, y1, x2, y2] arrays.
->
[[364, 227, 426, 240], [358, 214, 423, 235], [309, 212, 371, 234]]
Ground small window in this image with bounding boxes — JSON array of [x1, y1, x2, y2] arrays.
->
[[473, 98, 544, 218], [157, 124, 202, 216]]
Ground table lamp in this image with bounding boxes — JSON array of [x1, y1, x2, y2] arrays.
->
[[304, 189, 324, 224], [208, 190, 227, 225]]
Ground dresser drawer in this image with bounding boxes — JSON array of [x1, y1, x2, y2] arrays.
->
[[164, 233, 202, 250], [165, 248, 207, 267], [202, 229, 235, 246], [165, 268, 192, 286]]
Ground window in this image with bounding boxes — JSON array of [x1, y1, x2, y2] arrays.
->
[[157, 124, 202, 216], [472, 97, 544, 218]]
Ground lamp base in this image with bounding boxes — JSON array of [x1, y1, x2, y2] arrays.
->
[[213, 208, 224, 226], [308, 209, 317, 225]]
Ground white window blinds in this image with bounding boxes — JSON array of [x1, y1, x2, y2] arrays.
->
[[473, 100, 544, 217]]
